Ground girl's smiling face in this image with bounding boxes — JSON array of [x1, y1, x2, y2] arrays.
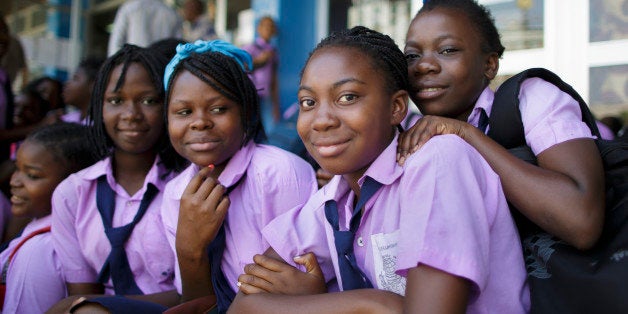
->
[[167, 70, 245, 168], [297, 47, 406, 180], [404, 7, 498, 121], [10, 140, 68, 218], [102, 62, 165, 155]]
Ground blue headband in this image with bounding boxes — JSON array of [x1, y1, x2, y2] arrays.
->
[[164, 39, 253, 90]]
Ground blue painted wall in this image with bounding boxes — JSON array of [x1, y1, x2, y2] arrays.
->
[[45, 0, 72, 81]]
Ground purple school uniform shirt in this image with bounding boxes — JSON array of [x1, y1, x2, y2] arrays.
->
[[51, 157, 178, 295], [0, 191, 9, 239], [263, 134, 530, 313], [161, 141, 317, 294], [242, 38, 277, 98], [467, 78, 594, 154], [0, 215, 66, 313]]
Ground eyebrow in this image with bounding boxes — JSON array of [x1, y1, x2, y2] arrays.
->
[[299, 77, 367, 92], [406, 34, 462, 46]]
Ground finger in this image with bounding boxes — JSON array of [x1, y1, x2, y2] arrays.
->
[[243, 261, 278, 285], [293, 252, 323, 278], [252, 253, 295, 273], [195, 175, 221, 202], [213, 194, 230, 221], [182, 167, 212, 196], [236, 280, 269, 295]]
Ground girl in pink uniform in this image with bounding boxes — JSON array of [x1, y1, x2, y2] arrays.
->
[[1, 123, 96, 313], [49, 44, 186, 313], [230, 26, 529, 313], [397, 0, 604, 251], [160, 40, 316, 313]]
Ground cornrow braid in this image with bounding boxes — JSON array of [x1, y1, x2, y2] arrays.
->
[[88, 44, 186, 171], [25, 123, 99, 176], [302, 26, 409, 94], [418, 0, 505, 57], [165, 51, 265, 145]]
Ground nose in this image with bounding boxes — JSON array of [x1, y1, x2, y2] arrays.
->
[[121, 102, 143, 120], [190, 111, 213, 130], [412, 53, 440, 76], [9, 170, 23, 188], [310, 101, 339, 132]]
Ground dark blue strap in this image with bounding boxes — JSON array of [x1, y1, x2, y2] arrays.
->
[[96, 176, 158, 295], [477, 108, 489, 134], [207, 175, 245, 314], [324, 177, 382, 290]]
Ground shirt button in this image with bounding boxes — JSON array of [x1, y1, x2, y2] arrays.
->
[[357, 236, 364, 247]]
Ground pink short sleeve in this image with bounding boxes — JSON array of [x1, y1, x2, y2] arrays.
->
[[519, 78, 595, 155]]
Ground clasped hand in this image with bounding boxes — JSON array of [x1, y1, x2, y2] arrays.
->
[[237, 252, 327, 296]]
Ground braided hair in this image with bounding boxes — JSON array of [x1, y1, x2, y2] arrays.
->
[[165, 50, 265, 145], [25, 123, 98, 176], [302, 26, 409, 95], [88, 44, 186, 171], [418, 0, 505, 57]]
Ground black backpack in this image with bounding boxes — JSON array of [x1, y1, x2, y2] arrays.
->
[[489, 68, 628, 314]]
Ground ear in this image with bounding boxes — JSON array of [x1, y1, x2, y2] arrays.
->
[[484, 52, 499, 81], [390, 90, 409, 126]]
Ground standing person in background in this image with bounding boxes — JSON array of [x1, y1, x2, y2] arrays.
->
[[180, 0, 218, 42], [0, 14, 14, 161], [0, 36, 27, 92], [0, 15, 28, 93], [61, 57, 105, 124], [107, 0, 182, 56], [243, 16, 280, 135]]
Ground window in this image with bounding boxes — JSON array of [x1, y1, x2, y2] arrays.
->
[[590, 0, 628, 42], [483, 0, 544, 50]]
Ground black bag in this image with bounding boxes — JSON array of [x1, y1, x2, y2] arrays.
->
[[489, 68, 628, 314]]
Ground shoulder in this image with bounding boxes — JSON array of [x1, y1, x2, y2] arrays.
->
[[519, 76, 565, 97], [54, 160, 104, 195], [406, 134, 482, 166], [163, 163, 197, 200], [248, 144, 315, 178]]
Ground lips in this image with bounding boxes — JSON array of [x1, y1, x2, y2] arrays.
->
[[310, 139, 351, 158], [412, 83, 447, 100], [10, 194, 27, 205], [187, 138, 221, 151]]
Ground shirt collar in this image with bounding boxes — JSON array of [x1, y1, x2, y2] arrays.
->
[[467, 86, 494, 128], [82, 155, 169, 193], [186, 140, 255, 190]]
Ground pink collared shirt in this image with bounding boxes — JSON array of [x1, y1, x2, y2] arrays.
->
[[0, 191, 9, 239], [467, 78, 594, 155], [51, 156, 178, 295], [161, 141, 317, 294], [0, 215, 65, 313], [264, 134, 530, 313]]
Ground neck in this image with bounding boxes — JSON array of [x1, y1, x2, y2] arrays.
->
[[112, 149, 157, 195], [341, 130, 395, 197]]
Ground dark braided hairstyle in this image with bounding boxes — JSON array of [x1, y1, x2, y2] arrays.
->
[[418, 0, 505, 58], [88, 44, 186, 171], [25, 123, 99, 176], [165, 50, 265, 145], [302, 26, 409, 95]]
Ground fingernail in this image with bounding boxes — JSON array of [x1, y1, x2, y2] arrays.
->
[[398, 156, 406, 165], [237, 281, 242, 287], [293, 255, 302, 260], [208, 164, 215, 171]]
